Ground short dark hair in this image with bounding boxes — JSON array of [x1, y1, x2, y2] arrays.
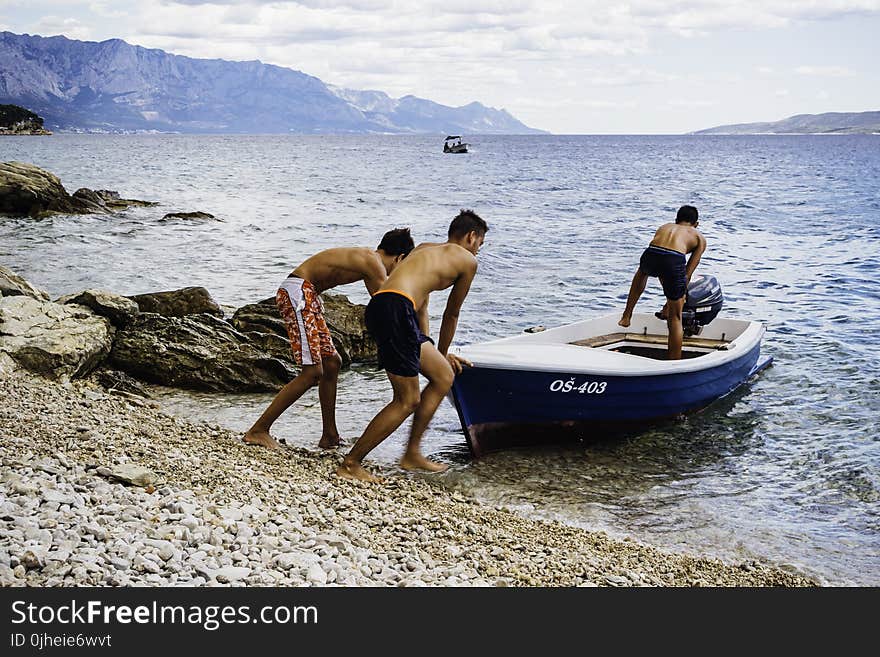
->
[[448, 209, 488, 240], [377, 227, 415, 257], [676, 205, 699, 224]]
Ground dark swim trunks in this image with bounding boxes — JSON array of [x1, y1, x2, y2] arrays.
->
[[639, 245, 687, 300], [365, 290, 434, 377]]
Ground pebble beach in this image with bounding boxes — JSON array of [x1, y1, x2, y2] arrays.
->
[[0, 369, 817, 587]]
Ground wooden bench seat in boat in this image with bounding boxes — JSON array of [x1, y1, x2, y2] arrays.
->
[[570, 332, 731, 350]]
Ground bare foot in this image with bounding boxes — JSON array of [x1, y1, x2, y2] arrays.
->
[[318, 433, 342, 449], [336, 461, 383, 483], [618, 314, 631, 328], [243, 429, 281, 450], [400, 452, 449, 473]]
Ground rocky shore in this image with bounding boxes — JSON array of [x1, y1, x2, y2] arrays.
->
[[0, 368, 816, 587]]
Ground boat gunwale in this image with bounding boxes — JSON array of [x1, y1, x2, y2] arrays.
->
[[454, 313, 766, 377]]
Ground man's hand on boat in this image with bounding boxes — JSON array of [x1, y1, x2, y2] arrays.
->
[[446, 353, 472, 374]]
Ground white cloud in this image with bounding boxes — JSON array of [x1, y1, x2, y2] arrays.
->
[[32, 15, 94, 40], [667, 98, 718, 107], [795, 65, 856, 77]]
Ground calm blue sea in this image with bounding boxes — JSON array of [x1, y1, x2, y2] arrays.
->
[[2, 134, 878, 585]]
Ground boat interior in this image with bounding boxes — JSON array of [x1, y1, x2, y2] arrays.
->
[[570, 332, 731, 360]]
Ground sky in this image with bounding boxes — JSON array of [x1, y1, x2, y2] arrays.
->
[[1, 0, 879, 134]]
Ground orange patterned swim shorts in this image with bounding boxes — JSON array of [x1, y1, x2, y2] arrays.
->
[[276, 277, 337, 366]]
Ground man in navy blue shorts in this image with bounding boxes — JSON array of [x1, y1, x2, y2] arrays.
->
[[618, 205, 707, 359], [337, 210, 488, 483]]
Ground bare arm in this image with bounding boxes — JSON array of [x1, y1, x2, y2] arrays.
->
[[685, 233, 707, 284], [360, 254, 388, 297], [437, 259, 477, 357]]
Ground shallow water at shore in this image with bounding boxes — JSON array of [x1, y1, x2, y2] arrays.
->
[[2, 133, 879, 585]]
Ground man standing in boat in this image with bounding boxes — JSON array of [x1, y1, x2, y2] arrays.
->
[[618, 205, 707, 360], [243, 228, 415, 451], [337, 210, 487, 483]]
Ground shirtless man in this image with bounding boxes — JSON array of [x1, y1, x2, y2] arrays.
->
[[337, 209, 488, 483], [618, 205, 707, 360], [243, 228, 415, 450]]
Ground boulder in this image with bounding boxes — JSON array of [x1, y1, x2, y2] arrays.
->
[[127, 287, 223, 318], [230, 292, 375, 366], [128, 287, 223, 317], [0, 265, 50, 301], [0, 295, 114, 379], [160, 211, 218, 221], [322, 293, 376, 363], [56, 289, 139, 327], [70, 188, 157, 213], [110, 312, 297, 392], [91, 368, 152, 398], [0, 161, 156, 217]]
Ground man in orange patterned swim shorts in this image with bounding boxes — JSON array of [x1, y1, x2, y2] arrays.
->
[[243, 228, 415, 450]]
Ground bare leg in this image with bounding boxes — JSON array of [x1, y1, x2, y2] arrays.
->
[[317, 353, 342, 448], [401, 343, 453, 473], [337, 373, 420, 483], [619, 269, 648, 328], [666, 297, 686, 360], [243, 364, 322, 449], [655, 300, 670, 320]]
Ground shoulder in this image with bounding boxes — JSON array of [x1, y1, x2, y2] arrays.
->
[[356, 248, 384, 270]]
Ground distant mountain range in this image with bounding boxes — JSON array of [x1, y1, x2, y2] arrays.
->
[[692, 111, 880, 135], [0, 31, 545, 135]]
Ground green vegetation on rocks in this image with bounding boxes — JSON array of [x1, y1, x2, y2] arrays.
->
[[0, 104, 50, 135]]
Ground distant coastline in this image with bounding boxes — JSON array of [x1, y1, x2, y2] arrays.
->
[[691, 110, 880, 135]]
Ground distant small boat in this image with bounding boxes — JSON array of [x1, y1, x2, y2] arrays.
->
[[448, 275, 773, 456], [443, 135, 469, 153]]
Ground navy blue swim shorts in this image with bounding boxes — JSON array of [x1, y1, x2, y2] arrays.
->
[[639, 245, 687, 300], [365, 291, 434, 377]]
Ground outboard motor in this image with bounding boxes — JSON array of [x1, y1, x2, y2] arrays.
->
[[682, 274, 723, 336]]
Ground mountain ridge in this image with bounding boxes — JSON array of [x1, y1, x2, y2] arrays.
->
[[0, 31, 546, 135], [691, 111, 880, 135]]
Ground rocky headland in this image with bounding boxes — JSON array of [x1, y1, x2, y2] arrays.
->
[[0, 264, 819, 587], [0, 104, 51, 135]]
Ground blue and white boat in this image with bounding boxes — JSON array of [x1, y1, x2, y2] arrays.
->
[[449, 277, 772, 456]]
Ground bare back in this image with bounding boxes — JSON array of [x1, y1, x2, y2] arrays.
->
[[292, 247, 385, 294], [378, 243, 476, 310], [649, 223, 704, 255]]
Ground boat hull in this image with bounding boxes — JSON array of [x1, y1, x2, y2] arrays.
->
[[450, 343, 770, 457]]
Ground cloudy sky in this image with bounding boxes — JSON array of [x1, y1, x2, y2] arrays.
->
[[2, 0, 878, 133]]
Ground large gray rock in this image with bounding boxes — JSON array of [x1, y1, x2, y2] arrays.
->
[[0, 265, 50, 301], [230, 293, 375, 366], [127, 287, 223, 318], [70, 188, 156, 214], [56, 289, 139, 327], [322, 293, 376, 363], [0, 161, 156, 218], [110, 312, 297, 392], [160, 211, 218, 221], [0, 295, 114, 379]]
